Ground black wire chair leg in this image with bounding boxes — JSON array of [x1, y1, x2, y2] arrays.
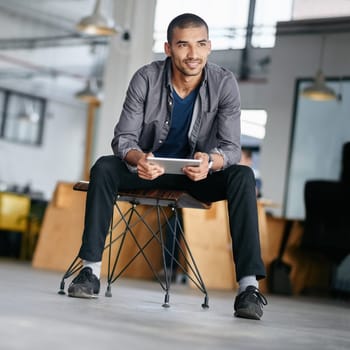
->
[[162, 292, 170, 308], [105, 217, 132, 296], [157, 204, 171, 307], [105, 203, 137, 297], [105, 203, 115, 297], [58, 256, 82, 295], [170, 210, 210, 308], [202, 294, 209, 308]]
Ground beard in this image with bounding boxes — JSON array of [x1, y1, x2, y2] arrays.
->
[[174, 58, 204, 77]]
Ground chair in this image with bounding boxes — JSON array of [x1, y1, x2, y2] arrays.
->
[[303, 142, 350, 264], [58, 181, 211, 308], [0, 192, 31, 260], [303, 181, 350, 263]]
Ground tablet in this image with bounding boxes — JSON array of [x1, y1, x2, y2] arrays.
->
[[146, 157, 202, 175]]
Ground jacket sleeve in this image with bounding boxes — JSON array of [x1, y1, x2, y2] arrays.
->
[[210, 72, 241, 168], [111, 68, 147, 161]]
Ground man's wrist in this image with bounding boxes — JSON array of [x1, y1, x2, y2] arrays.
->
[[208, 153, 214, 170], [207, 152, 225, 171]]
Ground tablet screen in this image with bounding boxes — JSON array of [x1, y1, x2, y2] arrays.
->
[[146, 157, 202, 174]]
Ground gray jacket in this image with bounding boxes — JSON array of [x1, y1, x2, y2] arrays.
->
[[112, 57, 241, 170]]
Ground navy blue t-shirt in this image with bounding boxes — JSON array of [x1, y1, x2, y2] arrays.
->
[[154, 87, 198, 158]]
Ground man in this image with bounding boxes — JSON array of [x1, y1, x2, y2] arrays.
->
[[68, 13, 267, 320]]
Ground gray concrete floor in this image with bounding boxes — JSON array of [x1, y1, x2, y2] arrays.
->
[[1, 259, 349, 350]]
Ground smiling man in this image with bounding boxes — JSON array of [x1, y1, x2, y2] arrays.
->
[[68, 13, 268, 320]]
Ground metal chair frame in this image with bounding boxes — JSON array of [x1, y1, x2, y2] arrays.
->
[[58, 183, 210, 308]]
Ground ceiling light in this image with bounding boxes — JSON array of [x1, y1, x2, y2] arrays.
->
[[76, 0, 118, 36], [301, 70, 337, 101], [301, 36, 337, 101]]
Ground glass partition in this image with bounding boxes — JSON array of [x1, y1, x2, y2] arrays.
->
[[284, 78, 350, 219]]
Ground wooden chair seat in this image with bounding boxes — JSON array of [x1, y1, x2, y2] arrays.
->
[[73, 180, 211, 209]]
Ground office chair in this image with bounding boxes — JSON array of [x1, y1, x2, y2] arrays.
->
[[303, 142, 350, 263], [58, 181, 211, 308]]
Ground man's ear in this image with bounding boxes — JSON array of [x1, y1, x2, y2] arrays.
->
[[164, 42, 171, 57], [207, 40, 212, 55]]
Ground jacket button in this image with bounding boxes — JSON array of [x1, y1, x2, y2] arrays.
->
[[159, 140, 163, 143]]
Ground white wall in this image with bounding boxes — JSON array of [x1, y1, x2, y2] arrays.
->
[[0, 99, 87, 200], [0, 4, 92, 200], [0, 0, 157, 201]]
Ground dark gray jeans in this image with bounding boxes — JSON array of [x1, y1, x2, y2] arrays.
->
[[78, 155, 266, 281]]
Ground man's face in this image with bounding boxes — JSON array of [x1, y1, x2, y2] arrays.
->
[[164, 26, 211, 78]]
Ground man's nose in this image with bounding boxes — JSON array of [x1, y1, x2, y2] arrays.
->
[[187, 45, 197, 58]]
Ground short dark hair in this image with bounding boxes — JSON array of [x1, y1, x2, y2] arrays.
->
[[167, 13, 209, 43]]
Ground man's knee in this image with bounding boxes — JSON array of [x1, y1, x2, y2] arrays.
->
[[91, 155, 119, 177], [227, 164, 254, 179], [226, 164, 256, 189], [239, 164, 255, 180]]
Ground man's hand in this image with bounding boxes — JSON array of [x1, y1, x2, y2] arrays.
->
[[182, 152, 210, 181], [137, 153, 165, 180]]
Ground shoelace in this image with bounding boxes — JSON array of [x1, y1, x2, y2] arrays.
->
[[239, 286, 268, 306], [73, 268, 94, 283]]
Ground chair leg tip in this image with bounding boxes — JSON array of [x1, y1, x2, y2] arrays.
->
[[201, 295, 209, 308], [105, 286, 112, 297]]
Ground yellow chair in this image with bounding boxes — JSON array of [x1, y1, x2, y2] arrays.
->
[[0, 192, 31, 260]]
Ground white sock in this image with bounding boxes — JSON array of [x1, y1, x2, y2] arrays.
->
[[238, 275, 258, 294], [83, 260, 101, 279]]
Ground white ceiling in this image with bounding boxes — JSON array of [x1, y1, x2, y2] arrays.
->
[[0, 0, 114, 102], [0, 0, 97, 34]]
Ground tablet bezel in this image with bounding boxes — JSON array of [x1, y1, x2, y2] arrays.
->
[[146, 157, 202, 175]]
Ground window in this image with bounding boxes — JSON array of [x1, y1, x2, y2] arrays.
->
[[252, 0, 293, 48], [0, 89, 46, 146], [241, 109, 267, 140], [153, 0, 293, 52], [153, 0, 250, 52]]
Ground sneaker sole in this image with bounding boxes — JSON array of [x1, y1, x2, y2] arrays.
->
[[234, 309, 261, 320], [68, 290, 99, 299]]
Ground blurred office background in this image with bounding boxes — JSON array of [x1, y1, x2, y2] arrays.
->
[[0, 0, 349, 295], [0, 0, 348, 204]]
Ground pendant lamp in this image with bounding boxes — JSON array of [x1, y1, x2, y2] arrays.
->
[[76, 0, 118, 36], [301, 36, 337, 101]]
